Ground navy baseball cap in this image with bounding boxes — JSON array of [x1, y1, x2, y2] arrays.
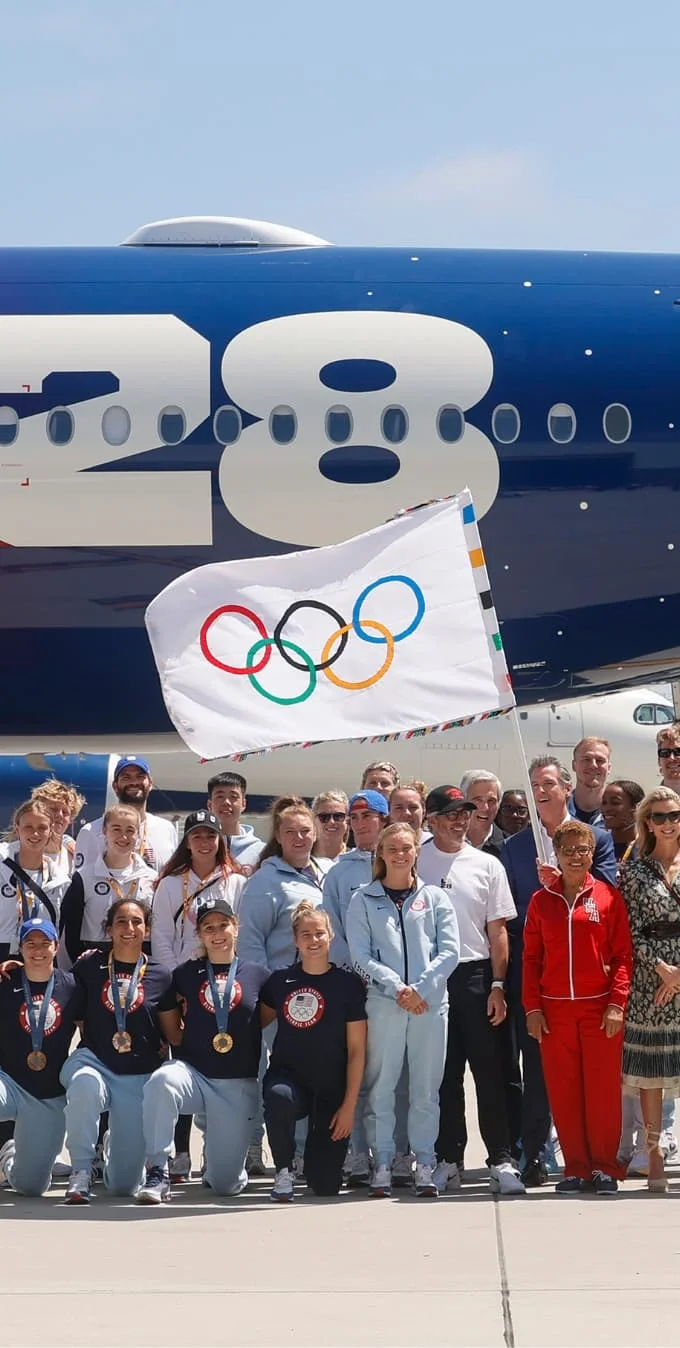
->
[[196, 896, 236, 926], [19, 917, 58, 944], [348, 790, 389, 816], [184, 809, 221, 837], [425, 785, 476, 816], [113, 755, 151, 780]]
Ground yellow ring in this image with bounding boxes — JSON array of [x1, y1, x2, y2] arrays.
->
[[321, 619, 395, 690]]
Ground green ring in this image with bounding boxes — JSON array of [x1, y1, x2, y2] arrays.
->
[[246, 637, 317, 705]]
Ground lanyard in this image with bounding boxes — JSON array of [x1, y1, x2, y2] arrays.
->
[[15, 862, 48, 923], [206, 958, 238, 1035], [107, 873, 139, 904], [108, 953, 147, 1035], [21, 971, 55, 1053], [181, 868, 224, 918]]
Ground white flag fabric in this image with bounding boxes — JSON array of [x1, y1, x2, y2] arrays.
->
[[145, 491, 514, 759]]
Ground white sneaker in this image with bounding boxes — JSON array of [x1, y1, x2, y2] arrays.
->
[[414, 1163, 438, 1197], [65, 1169, 92, 1205], [346, 1151, 371, 1188], [270, 1168, 294, 1202], [293, 1155, 306, 1185], [246, 1143, 266, 1177], [51, 1159, 72, 1179], [392, 1152, 415, 1187], [661, 1130, 678, 1162], [370, 1164, 392, 1197], [489, 1162, 526, 1195], [168, 1151, 191, 1183], [433, 1160, 462, 1194], [0, 1139, 15, 1185]]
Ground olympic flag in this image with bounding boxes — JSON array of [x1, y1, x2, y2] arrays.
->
[[144, 492, 515, 760]]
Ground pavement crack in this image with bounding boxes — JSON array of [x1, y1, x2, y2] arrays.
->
[[493, 1198, 515, 1348]]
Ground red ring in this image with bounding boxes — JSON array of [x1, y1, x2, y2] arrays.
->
[[200, 605, 271, 675]]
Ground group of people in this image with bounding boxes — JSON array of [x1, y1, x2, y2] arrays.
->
[[0, 727, 679, 1206]]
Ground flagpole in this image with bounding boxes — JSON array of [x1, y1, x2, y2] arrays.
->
[[509, 706, 549, 864]]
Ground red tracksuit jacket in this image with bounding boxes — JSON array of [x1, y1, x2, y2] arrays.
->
[[522, 875, 633, 1015]]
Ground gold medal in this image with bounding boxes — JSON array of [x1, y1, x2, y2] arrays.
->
[[27, 1050, 47, 1071], [212, 1031, 233, 1054], [112, 1030, 132, 1053]]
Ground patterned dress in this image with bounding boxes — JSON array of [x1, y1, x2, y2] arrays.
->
[[621, 856, 680, 1095]]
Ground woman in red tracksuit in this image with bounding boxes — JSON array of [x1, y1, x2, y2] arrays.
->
[[523, 819, 633, 1195]]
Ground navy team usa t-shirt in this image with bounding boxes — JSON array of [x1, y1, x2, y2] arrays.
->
[[173, 957, 270, 1080], [73, 952, 176, 1075], [0, 968, 84, 1099], [260, 963, 366, 1100]]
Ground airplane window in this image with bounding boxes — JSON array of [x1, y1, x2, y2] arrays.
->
[[158, 406, 186, 445], [548, 404, 576, 443], [381, 406, 408, 443], [270, 406, 297, 444], [634, 704, 654, 724], [46, 408, 74, 446], [101, 405, 131, 447], [213, 405, 242, 445], [0, 406, 18, 446], [325, 406, 353, 444], [491, 404, 521, 444], [603, 404, 632, 444], [655, 705, 674, 724], [437, 405, 464, 443]]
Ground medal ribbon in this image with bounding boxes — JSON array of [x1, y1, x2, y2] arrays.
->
[[21, 971, 55, 1055], [16, 862, 49, 924], [206, 958, 238, 1036], [107, 874, 140, 904], [108, 953, 147, 1037]]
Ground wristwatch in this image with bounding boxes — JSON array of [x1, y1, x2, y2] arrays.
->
[[491, 980, 505, 991]]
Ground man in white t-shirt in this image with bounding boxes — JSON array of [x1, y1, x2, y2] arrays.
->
[[74, 756, 177, 872], [418, 785, 524, 1196]]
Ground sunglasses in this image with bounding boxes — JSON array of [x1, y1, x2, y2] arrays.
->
[[557, 845, 593, 858], [650, 810, 680, 825], [658, 748, 680, 759], [316, 812, 347, 824]]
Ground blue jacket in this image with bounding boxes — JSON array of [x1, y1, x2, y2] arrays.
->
[[227, 825, 265, 874], [501, 823, 617, 989], [322, 848, 373, 969], [237, 856, 325, 971], [346, 879, 460, 1009]]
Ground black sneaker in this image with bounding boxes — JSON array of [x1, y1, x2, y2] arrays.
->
[[521, 1158, 549, 1188], [137, 1165, 171, 1205], [555, 1175, 583, 1194], [593, 1171, 618, 1196]]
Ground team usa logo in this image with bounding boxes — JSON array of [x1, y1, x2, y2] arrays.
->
[[283, 987, 325, 1029], [20, 996, 61, 1037], [199, 977, 242, 1015], [94, 881, 111, 896], [410, 896, 428, 913], [1, 881, 16, 898], [101, 976, 145, 1014]]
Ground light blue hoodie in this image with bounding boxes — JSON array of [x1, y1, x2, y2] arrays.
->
[[346, 879, 460, 1009], [322, 848, 374, 970], [226, 825, 265, 875], [238, 855, 325, 970]]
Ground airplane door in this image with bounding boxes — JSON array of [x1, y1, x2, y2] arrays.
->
[[548, 702, 584, 747]]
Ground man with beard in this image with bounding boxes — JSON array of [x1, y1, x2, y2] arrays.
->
[[73, 757, 177, 871]]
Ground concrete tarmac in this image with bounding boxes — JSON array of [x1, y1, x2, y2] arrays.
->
[[1, 1125, 679, 1348]]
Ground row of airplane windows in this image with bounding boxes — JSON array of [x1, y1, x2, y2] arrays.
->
[[0, 401, 634, 448]]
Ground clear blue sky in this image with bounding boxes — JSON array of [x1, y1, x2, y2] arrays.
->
[[3, 0, 679, 250]]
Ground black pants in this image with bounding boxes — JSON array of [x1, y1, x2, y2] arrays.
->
[[512, 997, 551, 1165], [263, 1072, 348, 1196], [436, 959, 512, 1167]]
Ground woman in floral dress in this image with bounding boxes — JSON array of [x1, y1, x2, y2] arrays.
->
[[621, 787, 680, 1191]]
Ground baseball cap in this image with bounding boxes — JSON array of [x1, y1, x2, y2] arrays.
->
[[196, 896, 236, 926], [425, 785, 476, 817], [113, 755, 151, 780], [19, 917, 58, 945], [184, 809, 221, 837], [348, 790, 389, 816]]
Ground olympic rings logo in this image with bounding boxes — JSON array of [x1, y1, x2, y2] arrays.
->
[[199, 575, 426, 706]]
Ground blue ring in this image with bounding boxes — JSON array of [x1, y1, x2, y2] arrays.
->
[[352, 575, 426, 645]]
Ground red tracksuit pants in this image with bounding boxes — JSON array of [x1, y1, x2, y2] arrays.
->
[[540, 996, 624, 1181]]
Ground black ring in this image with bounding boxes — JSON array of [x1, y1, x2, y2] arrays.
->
[[274, 600, 349, 672]]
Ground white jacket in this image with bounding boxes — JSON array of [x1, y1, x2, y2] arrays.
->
[[74, 812, 177, 871], [0, 842, 69, 951], [60, 851, 158, 958], [151, 867, 246, 970]]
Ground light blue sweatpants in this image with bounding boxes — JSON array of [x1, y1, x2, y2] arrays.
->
[[144, 1060, 257, 1195], [350, 1059, 410, 1159], [364, 995, 448, 1167], [60, 1048, 149, 1195], [620, 1091, 676, 1153], [0, 1071, 65, 1196]]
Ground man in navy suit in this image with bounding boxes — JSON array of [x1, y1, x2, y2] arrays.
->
[[501, 755, 617, 1187]]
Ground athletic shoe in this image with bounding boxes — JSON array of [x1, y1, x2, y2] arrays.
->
[[392, 1152, 415, 1187], [489, 1162, 526, 1195], [346, 1151, 371, 1188], [555, 1175, 583, 1194], [521, 1158, 548, 1188], [414, 1163, 438, 1197], [65, 1170, 92, 1205], [293, 1155, 306, 1185], [270, 1168, 294, 1202], [246, 1143, 266, 1177], [138, 1166, 171, 1204], [168, 1151, 191, 1184], [627, 1151, 648, 1177], [593, 1171, 618, 1196], [0, 1139, 15, 1185], [90, 1141, 105, 1183], [51, 1159, 72, 1179], [370, 1164, 392, 1198], [661, 1131, 678, 1162], [433, 1160, 462, 1194]]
